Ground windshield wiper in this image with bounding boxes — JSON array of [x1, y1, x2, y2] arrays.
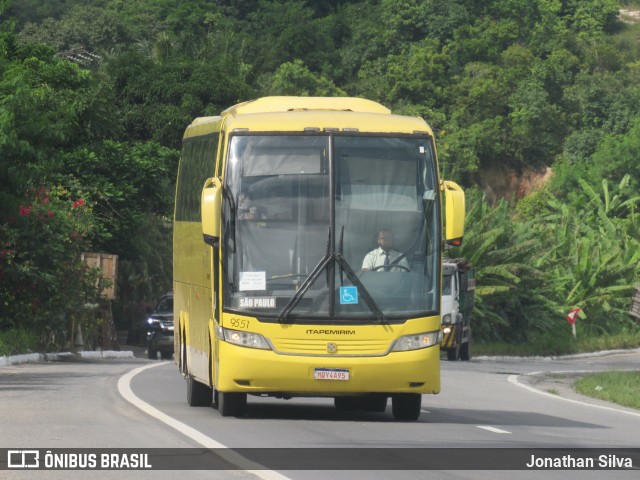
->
[[277, 228, 388, 324], [338, 226, 345, 286], [278, 228, 331, 323]]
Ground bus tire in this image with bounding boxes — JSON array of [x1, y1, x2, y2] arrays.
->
[[187, 376, 212, 407], [446, 346, 459, 361], [392, 394, 422, 421], [459, 341, 471, 361], [218, 392, 247, 417], [147, 347, 157, 360]]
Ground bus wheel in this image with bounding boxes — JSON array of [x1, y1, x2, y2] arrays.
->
[[446, 346, 459, 361], [218, 392, 247, 417], [459, 341, 471, 361], [187, 376, 212, 407], [391, 394, 422, 421]]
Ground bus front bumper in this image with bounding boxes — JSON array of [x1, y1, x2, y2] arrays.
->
[[215, 342, 440, 396]]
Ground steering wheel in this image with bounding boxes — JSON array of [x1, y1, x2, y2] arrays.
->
[[370, 264, 411, 272]]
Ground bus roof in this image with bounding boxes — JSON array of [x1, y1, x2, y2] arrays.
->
[[183, 97, 433, 139], [183, 116, 223, 138], [223, 110, 431, 135], [221, 96, 392, 115]]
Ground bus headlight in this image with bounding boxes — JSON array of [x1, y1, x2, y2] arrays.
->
[[391, 331, 439, 352], [220, 327, 271, 350]]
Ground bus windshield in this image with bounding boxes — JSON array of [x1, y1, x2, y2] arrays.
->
[[223, 134, 440, 324]]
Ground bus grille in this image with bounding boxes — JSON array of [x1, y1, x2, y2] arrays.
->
[[271, 338, 391, 356]]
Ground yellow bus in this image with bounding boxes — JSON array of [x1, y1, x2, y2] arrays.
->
[[173, 96, 465, 421]]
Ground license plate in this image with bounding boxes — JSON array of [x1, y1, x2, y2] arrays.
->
[[314, 368, 350, 381]]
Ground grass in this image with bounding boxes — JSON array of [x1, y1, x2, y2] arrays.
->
[[574, 371, 640, 410], [471, 326, 640, 412], [473, 327, 640, 357]]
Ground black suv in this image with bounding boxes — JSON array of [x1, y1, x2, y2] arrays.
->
[[146, 292, 174, 360]]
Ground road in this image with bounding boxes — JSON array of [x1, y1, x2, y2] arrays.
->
[[0, 348, 638, 479]]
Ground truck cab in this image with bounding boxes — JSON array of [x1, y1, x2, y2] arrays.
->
[[440, 259, 475, 361]]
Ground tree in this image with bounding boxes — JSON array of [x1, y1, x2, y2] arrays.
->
[[0, 30, 109, 347], [105, 50, 253, 149], [380, 0, 471, 46], [356, 39, 447, 108], [243, 0, 334, 74], [590, 117, 640, 192], [261, 59, 346, 96]]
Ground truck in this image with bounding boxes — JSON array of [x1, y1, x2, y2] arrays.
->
[[440, 258, 475, 361]]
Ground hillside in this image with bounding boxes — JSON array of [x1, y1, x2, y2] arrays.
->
[[1, 0, 638, 350]]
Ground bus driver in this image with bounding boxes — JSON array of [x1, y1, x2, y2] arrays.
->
[[361, 229, 410, 272]]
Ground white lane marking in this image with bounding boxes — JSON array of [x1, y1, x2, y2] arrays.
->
[[118, 362, 291, 480], [508, 372, 640, 419], [476, 426, 511, 434]]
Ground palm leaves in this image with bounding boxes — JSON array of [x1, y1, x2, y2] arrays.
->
[[452, 175, 640, 342], [450, 190, 555, 341], [546, 175, 640, 331]]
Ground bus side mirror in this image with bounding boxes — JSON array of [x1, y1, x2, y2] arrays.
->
[[442, 180, 465, 247], [202, 177, 223, 247]]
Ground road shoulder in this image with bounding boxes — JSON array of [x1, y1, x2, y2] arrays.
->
[[514, 370, 640, 416]]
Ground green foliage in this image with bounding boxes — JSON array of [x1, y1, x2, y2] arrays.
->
[[51, 140, 178, 254], [0, 327, 39, 356], [105, 51, 253, 149], [449, 190, 558, 341], [17, 6, 131, 53], [259, 59, 346, 97], [356, 39, 447, 108], [475, 324, 640, 357], [542, 175, 640, 333], [590, 117, 640, 192], [243, 0, 335, 74], [574, 371, 640, 410], [451, 175, 640, 343], [0, 187, 102, 350], [2, 0, 640, 351]]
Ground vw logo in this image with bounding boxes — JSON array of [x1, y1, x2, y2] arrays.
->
[[327, 342, 337, 354]]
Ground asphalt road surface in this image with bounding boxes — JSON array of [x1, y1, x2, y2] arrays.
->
[[1, 347, 638, 479]]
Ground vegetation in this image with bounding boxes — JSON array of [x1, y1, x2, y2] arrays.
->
[[1, 0, 639, 353], [473, 327, 640, 357], [574, 371, 640, 409]]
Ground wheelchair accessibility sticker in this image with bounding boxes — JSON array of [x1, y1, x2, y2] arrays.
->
[[340, 286, 358, 305]]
